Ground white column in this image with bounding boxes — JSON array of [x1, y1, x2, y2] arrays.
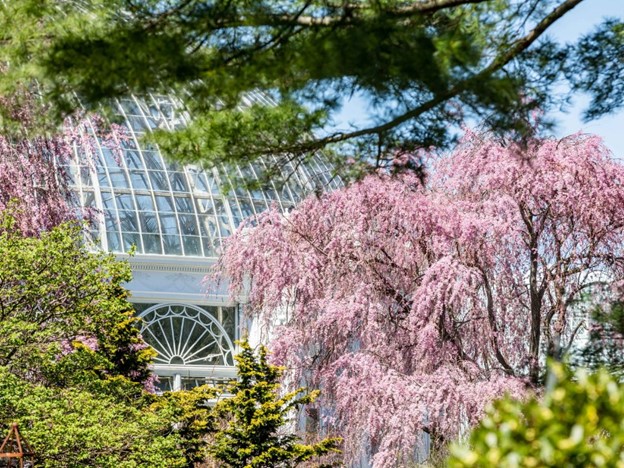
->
[[173, 373, 182, 391]]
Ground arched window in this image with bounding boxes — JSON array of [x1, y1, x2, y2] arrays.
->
[[137, 303, 237, 391]]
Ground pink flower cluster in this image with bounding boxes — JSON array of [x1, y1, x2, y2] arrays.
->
[[59, 335, 99, 356]]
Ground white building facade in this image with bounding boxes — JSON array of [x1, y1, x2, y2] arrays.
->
[[61, 93, 339, 391]]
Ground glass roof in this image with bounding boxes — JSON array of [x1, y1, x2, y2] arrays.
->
[[61, 94, 340, 258]]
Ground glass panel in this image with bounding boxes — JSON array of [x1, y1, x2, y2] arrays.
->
[[129, 170, 149, 189], [190, 171, 219, 194], [119, 210, 140, 232], [116, 194, 135, 211], [149, 171, 170, 191], [227, 200, 243, 226], [91, 148, 106, 169], [108, 169, 130, 188], [98, 172, 110, 187], [253, 200, 268, 214], [169, 172, 189, 192], [198, 215, 218, 238], [175, 197, 194, 213], [202, 236, 218, 257], [101, 194, 116, 212], [179, 214, 199, 236], [221, 307, 237, 342], [79, 166, 92, 185], [64, 166, 77, 185], [202, 306, 218, 319], [121, 138, 138, 151], [146, 101, 161, 119], [81, 191, 96, 208], [133, 303, 152, 315], [101, 147, 120, 168], [155, 376, 174, 393], [155, 196, 175, 212], [181, 376, 231, 390], [196, 198, 214, 215], [136, 194, 155, 211], [262, 183, 278, 201], [201, 306, 237, 343], [282, 188, 296, 204], [86, 228, 99, 244], [182, 236, 202, 256], [139, 212, 159, 233], [124, 150, 142, 169], [119, 98, 141, 115], [142, 233, 162, 254], [218, 216, 233, 237], [213, 198, 229, 217], [238, 199, 255, 218], [104, 214, 117, 233], [143, 151, 164, 171], [106, 230, 121, 251], [155, 98, 174, 120], [122, 232, 141, 251], [145, 115, 164, 131], [162, 235, 182, 255], [160, 214, 178, 234], [128, 116, 147, 132]]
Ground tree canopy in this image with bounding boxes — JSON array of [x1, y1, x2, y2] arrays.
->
[[208, 340, 341, 467], [0, 1, 622, 178], [0, 214, 155, 390], [219, 131, 624, 466]]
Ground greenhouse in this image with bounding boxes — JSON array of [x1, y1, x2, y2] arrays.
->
[[60, 92, 340, 392]]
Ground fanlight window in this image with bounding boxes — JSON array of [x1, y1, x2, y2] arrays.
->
[[138, 303, 236, 367]]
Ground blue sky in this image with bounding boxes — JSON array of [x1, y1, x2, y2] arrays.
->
[[549, 0, 624, 156], [334, 1, 624, 157]]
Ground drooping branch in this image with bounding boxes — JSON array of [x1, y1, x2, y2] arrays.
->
[[241, 0, 584, 156], [478, 266, 515, 375]]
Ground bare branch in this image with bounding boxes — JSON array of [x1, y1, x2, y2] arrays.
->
[[283, 0, 490, 26]]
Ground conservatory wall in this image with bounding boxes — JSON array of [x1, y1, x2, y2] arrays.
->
[[62, 93, 339, 391]]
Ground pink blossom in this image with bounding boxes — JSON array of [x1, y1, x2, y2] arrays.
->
[[59, 335, 99, 356], [0, 102, 123, 236], [221, 132, 624, 465]]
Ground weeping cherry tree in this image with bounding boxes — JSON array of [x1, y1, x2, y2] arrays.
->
[[220, 132, 624, 466]]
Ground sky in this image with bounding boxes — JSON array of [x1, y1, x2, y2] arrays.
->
[[548, 0, 624, 157], [334, 0, 624, 157]]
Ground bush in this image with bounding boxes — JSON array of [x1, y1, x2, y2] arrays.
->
[[448, 364, 624, 467], [0, 213, 216, 466], [208, 340, 342, 467]]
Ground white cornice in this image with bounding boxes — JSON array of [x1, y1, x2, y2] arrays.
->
[[116, 253, 217, 273], [130, 290, 236, 306]]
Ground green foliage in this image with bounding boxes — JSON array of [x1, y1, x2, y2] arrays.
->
[[448, 363, 624, 467], [0, 212, 153, 390], [0, 1, 612, 179], [148, 384, 217, 464], [0, 211, 341, 466], [209, 340, 341, 467], [569, 19, 624, 120], [0, 368, 187, 468], [0, 210, 222, 465]]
